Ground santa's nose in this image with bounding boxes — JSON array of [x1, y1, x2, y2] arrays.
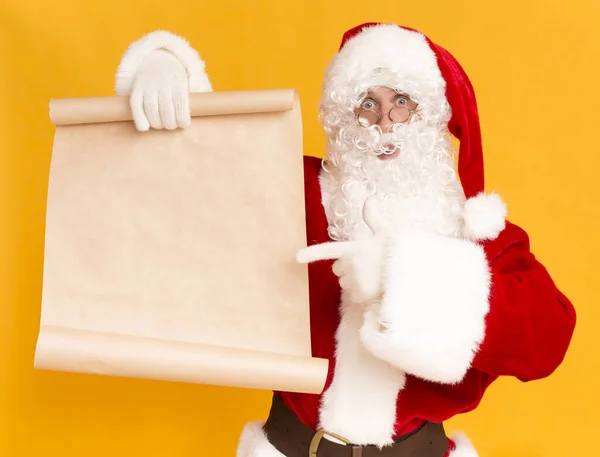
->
[[379, 112, 395, 133]]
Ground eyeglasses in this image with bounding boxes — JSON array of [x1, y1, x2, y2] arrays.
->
[[355, 94, 418, 127]]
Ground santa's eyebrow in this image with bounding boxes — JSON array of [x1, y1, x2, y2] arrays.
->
[[363, 92, 381, 104], [363, 91, 412, 105]]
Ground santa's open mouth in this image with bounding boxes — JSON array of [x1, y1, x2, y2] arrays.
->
[[378, 144, 400, 160]]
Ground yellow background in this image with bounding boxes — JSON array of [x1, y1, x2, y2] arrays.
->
[[1, 0, 598, 456]]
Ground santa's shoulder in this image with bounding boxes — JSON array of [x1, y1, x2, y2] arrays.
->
[[303, 154, 322, 170], [302, 155, 325, 183]]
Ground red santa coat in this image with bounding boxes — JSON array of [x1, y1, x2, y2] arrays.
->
[[277, 155, 576, 438]]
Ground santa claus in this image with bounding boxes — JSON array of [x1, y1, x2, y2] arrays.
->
[[114, 22, 576, 457]]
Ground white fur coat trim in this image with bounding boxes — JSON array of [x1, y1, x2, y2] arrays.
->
[[317, 295, 406, 447], [236, 421, 285, 457], [360, 229, 491, 384], [115, 30, 212, 95], [448, 433, 480, 457], [235, 421, 479, 457]]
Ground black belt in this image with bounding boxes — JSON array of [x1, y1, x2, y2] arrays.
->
[[263, 394, 449, 457]]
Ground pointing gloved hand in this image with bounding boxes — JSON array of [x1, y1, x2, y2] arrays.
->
[[296, 197, 390, 305]]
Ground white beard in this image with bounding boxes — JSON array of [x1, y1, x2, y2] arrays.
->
[[320, 119, 467, 242]]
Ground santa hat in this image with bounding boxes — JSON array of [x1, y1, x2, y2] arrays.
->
[[323, 22, 484, 200]]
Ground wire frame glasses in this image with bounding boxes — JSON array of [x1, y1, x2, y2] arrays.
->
[[355, 94, 418, 127]]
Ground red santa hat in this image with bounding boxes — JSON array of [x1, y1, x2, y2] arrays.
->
[[323, 22, 485, 201]]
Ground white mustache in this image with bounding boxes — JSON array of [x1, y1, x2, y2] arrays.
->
[[364, 132, 403, 155]]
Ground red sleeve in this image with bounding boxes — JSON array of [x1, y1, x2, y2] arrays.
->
[[472, 221, 576, 381]]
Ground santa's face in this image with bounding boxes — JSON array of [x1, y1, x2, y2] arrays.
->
[[353, 86, 419, 161], [319, 84, 465, 242]]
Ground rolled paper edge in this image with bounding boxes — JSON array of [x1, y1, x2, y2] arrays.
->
[[49, 89, 298, 126], [33, 324, 328, 394]]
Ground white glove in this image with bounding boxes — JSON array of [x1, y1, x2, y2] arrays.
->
[[296, 198, 390, 304], [129, 49, 191, 132], [331, 237, 385, 304]]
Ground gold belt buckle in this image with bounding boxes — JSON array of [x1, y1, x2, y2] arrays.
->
[[309, 429, 352, 457]]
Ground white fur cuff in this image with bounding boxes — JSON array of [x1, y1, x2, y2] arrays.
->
[[360, 230, 491, 384], [115, 30, 212, 95], [236, 421, 285, 457]]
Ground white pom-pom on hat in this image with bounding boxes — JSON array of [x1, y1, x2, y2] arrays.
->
[[462, 192, 507, 241]]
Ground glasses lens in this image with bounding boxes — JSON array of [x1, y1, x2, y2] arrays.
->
[[390, 106, 411, 123], [357, 110, 379, 127]]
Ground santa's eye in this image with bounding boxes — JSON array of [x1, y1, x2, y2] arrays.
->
[[361, 99, 376, 110], [396, 96, 409, 106]]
